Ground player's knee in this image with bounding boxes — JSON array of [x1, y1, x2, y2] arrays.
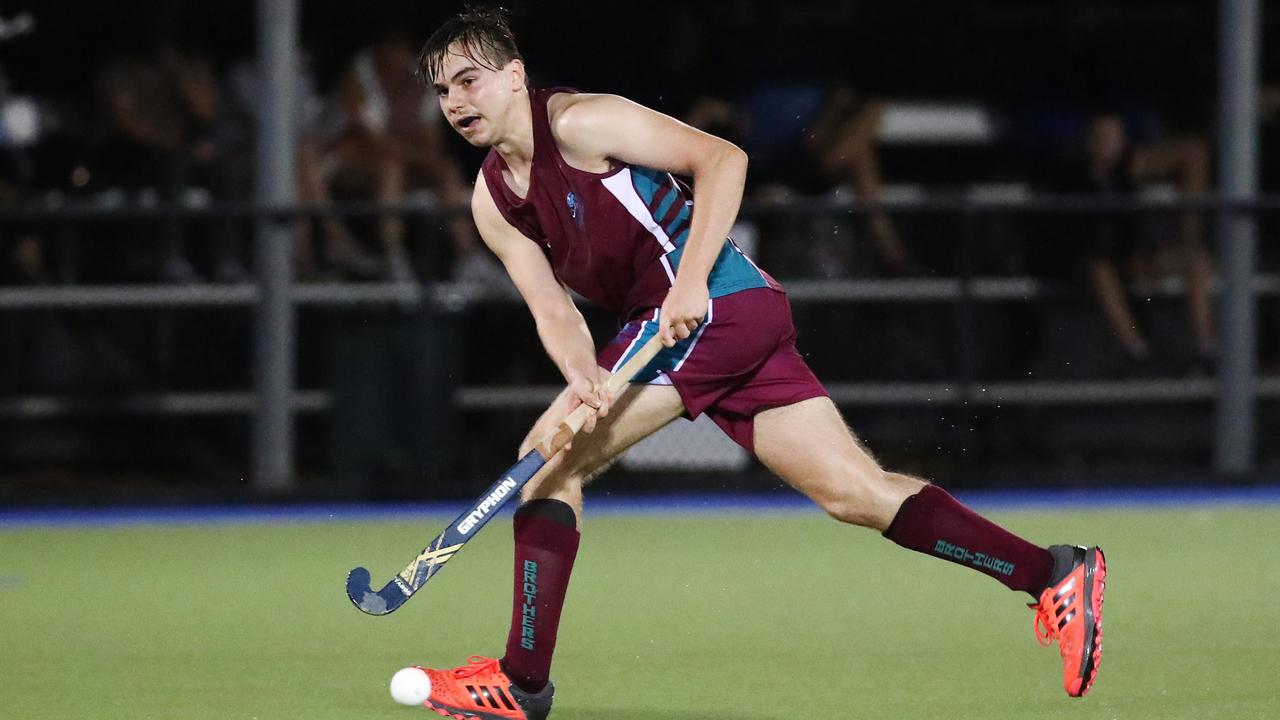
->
[[817, 494, 878, 527], [812, 463, 888, 527], [521, 472, 583, 505]]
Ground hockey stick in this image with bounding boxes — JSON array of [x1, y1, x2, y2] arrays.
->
[[346, 332, 665, 615]]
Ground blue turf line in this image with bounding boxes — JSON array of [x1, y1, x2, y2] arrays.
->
[[1, 485, 1279, 530]]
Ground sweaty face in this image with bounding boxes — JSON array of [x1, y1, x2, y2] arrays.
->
[[432, 43, 522, 147]]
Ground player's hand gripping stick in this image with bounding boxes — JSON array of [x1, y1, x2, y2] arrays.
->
[[345, 333, 665, 615]]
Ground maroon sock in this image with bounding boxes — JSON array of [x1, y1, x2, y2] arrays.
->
[[882, 484, 1053, 597], [501, 499, 579, 693]]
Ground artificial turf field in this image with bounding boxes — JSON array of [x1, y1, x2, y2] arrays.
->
[[2, 502, 1277, 719]]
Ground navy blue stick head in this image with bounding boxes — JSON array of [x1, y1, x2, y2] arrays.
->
[[345, 566, 410, 616], [344, 450, 549, 616]]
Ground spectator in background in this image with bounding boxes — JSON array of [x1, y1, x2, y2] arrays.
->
[[0, 162, 45, 286], [737, 80, 924, 278], [1057, 114, 1216, 374], [0, 140, 45, 284], [622, 5, 918, 279], [162, 45, 252, 283], [0, 53, 42, 284], [803, 85, 923, 276], [326, 29, 495, 282], [90, 46, 213, 282], [225, 51, 383, 281]]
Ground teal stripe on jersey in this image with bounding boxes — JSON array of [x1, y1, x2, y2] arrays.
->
[[630, 166, 690, 239], [612, 311, 706, 382], [628, 165, 767, 297], [653, 187, 680, 225], [630, 167, 667, 206], [663, 240, 769, 298], [664, 203, 691, 239]]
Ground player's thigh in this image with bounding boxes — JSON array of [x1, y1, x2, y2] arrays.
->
[[753, 396, 883, 500], [754, 397, 924, 527], [524, 382, 685, 495], [520, 385, 578, 456]]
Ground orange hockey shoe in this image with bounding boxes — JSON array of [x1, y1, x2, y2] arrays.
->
[[417, 656, 554, 720], [1030, 545, 1107, 697]]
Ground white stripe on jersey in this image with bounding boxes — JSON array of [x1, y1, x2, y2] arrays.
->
[[659, 254, 676, 285], [611, 310, 660, 374], [601, 168, 677, 254]]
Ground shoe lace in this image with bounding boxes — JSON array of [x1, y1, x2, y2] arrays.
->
[[449, 655, 502, 679], [1030, 602, 1056, 647]]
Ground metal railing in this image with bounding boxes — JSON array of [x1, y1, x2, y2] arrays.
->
[[1, 193, 1274, 485]]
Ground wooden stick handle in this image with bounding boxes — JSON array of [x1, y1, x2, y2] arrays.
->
[[535, 333, 666, 459]]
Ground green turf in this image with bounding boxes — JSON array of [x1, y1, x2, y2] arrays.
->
[[1, 505, 1277, 719]]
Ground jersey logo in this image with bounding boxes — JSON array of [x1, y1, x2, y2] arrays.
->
[[566, 192, 585, 229]]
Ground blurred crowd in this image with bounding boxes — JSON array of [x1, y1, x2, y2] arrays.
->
[[0, 23, 501, 287], [3, 1, 1280, 386]]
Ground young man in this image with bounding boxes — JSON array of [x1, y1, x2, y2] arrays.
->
[[411, 9, 1106, 720]]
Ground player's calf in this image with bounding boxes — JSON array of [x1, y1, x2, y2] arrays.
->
[[881, 484, 1057, 595]]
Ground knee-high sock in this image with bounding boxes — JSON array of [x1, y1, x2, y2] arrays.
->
[[883, 484, 1053, 597], [502, 499, 580, 693]]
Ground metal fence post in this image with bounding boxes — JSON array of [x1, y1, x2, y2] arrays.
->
[[1214, 0, 1260, 475], [252, 0, 298, 492]]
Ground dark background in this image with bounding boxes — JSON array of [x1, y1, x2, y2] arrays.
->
[[2, 1, 1278, 506], [0, 1, 1248, 176]]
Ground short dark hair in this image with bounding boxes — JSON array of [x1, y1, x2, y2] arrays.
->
[[418, 6, 522, 86]]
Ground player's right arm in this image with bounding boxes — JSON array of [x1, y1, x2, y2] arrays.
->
[[471, 170, 613, 429]]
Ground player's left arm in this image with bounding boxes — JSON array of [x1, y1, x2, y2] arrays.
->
[[551, 93, 748, 346]]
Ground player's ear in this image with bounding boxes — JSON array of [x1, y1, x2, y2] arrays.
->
[[508, 58, 526, 91]]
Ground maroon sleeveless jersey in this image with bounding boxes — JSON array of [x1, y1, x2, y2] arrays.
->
[[481, 88, 779, 322]]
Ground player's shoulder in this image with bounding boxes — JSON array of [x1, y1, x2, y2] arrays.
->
[[547, 92, 637, 143]]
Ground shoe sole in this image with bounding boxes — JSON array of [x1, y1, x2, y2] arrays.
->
[[424, 700, 521, 720], [425, 688, 552, 720], [1073, 546, 1106, 697]]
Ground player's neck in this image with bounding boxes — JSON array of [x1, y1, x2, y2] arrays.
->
[[492, 90, 535, 171]]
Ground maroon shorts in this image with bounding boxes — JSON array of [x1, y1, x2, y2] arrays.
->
[[596, 287, 828, 451]]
